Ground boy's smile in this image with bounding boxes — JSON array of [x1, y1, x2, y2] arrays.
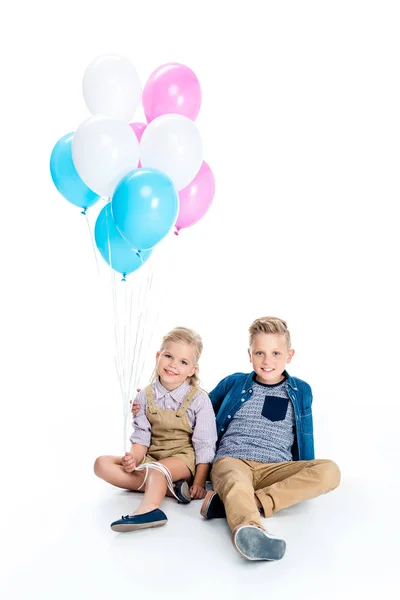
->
[[249, 333, 295, 385]]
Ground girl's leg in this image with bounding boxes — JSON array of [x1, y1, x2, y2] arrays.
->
[[93, 455, 146, 491], [132, 457, 191, 515]]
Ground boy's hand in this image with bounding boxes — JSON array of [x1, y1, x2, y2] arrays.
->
[[130, 389, 142, 417], [131, 401, 140, 417], [189, 484, 207, 499], [121, 452, 137, 473]]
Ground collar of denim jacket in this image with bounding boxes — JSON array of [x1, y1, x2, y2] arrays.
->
[[243, 370, 297, 392], [284, 370, 298, 391]]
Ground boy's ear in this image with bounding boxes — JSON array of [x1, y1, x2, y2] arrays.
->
[[248, 348, 252, 362], [287, 349, 295, 363]]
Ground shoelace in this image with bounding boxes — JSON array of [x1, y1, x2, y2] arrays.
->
[[135, 462, 180, 500]]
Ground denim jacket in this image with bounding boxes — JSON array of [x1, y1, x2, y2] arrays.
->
[[209, 370, 315, 461]]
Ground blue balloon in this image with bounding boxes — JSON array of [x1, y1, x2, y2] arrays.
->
[[50, 133, 100, 212], [94, 204, 152, 278], [112, 168, 179, 250]]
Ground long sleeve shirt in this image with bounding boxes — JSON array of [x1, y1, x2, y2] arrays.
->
[[130, 379, 217, 464]]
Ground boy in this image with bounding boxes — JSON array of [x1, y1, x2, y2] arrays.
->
[[200, 316, 340, 561]]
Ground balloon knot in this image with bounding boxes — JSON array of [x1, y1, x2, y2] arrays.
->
[[121, 274, 127, 282], [81, 208, 87, 215]]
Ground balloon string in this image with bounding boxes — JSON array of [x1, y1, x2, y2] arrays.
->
[[84, 212, 100, 276]]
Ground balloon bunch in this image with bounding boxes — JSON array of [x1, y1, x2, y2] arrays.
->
[[50, 55, 215, 280]]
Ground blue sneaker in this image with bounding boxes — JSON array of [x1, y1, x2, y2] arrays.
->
[[110, 508, 167, 532], [174, 479, 192, 504], [200, 491, 226, 519]]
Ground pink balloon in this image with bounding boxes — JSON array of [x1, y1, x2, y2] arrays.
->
[[142, 63, 202, 123], [129, 122, 147, 167], [129, 122, 147, 142], [175, 161, 215, 232]]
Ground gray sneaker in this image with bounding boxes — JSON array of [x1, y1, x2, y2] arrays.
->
[[232, 525, 286, 561]]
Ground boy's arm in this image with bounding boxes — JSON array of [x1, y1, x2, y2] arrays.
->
[[309, 392, 315, 459], [304, 385, 315, 460], [209, 376, 230, 414]]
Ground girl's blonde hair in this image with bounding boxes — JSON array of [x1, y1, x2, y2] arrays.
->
[[152, 326, 203, 387], [249, 316, 291, 349]]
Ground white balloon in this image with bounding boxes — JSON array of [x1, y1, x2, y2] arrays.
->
[[83, 54, 142, 122], [72, 115, 139, 198], [139, 114, 203, 190]]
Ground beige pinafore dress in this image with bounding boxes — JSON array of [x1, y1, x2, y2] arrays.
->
[[141, 384, 198, 476]]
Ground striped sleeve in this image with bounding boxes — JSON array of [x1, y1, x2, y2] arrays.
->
[[129, 388, 151, 447], [191, 389, 218, 464]]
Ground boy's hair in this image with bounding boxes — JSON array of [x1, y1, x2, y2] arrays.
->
[[249, 317, 291, 349], [153, 326, 203, 386]]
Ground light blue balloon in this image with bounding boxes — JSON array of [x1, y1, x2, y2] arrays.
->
[[50, 133, 100, 212], [94, 204, 152, 278], [112, 168, 179, 250]]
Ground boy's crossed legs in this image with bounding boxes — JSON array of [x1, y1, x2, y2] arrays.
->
[[210, 456, 341, 528], [202, 456, 341, 560]]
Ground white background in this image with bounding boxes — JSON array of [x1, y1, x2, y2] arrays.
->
[[1, 1, 399, 598]]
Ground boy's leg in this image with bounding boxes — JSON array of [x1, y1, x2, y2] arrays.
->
[[93, 455, 146, 490], [211, 457, 262, 530], [254, 459, 341, 517]]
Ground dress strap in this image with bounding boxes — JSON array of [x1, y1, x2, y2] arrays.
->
[[145, 385, 158, 415], [176, 386, 199, 418]]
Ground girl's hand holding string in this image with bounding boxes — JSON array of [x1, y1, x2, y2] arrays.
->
[[122, 452, 137, 473]]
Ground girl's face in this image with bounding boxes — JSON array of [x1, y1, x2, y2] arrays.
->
[[156, 342, 197, 390]]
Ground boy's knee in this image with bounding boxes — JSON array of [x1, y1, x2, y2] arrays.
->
[[320, 460, 341, 490], [212, 469, 252, 496]]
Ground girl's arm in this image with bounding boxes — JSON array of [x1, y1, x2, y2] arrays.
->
[[190, 391, 218, 498], [190, 463, 210, 499], [122, 443, 148, 472], [129, 389, 152, 449], [130, 443, 148, 464]]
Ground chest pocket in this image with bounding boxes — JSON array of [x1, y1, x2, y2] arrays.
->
[[261, 396, 289, 422]]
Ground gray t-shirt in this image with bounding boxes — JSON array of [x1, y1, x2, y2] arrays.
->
[[214, 377, 295, 463]]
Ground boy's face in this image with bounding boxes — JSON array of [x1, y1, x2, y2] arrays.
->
[[248, 333, 294, 385]]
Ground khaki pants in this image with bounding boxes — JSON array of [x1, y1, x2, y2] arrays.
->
[[211, 457, 341, 530]]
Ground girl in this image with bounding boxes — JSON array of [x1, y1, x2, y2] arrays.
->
[[94, 327, 217, 532]]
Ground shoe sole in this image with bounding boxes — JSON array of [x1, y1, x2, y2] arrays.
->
[[176, 480, 191, 504], [233, 526, 286, 561], [111, 519, 167, 532], [200, 491, 216, 518]]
